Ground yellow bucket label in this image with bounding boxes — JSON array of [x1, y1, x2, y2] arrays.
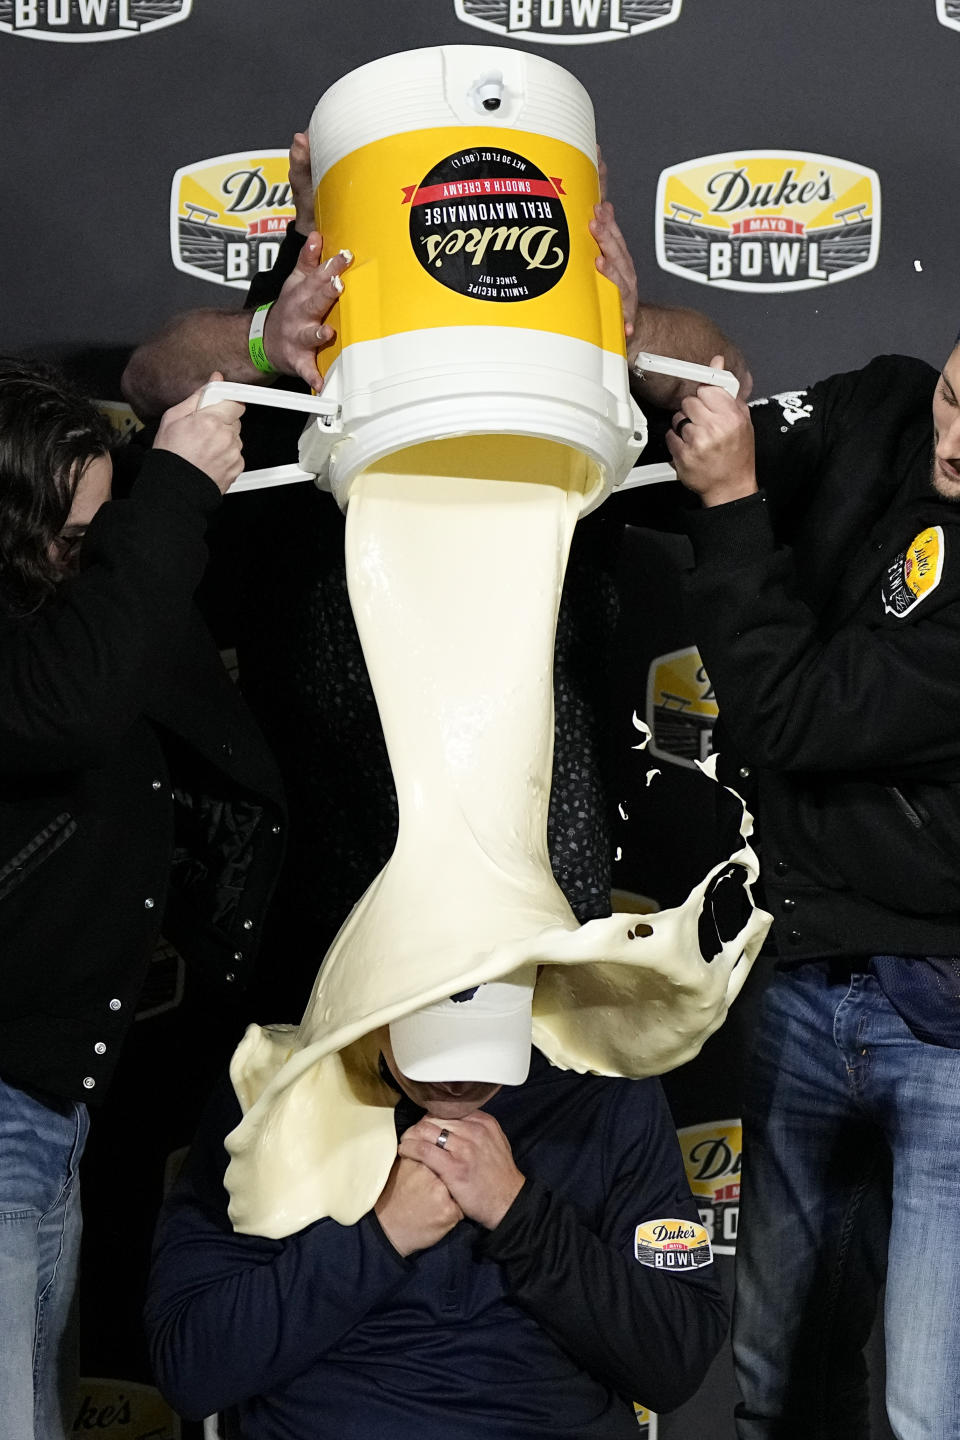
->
[[405, 146, 570, 300], [314, 127, 624, 375]]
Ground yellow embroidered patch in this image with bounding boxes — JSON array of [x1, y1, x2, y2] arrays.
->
[[633, 1218, 713, 1271], [882, 526, 944, 617]]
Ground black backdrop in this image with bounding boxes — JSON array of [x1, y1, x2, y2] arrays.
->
[[5, 1, 951, 1435]]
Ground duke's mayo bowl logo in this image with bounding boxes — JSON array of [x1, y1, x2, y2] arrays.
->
[[0, 0, 190, 41], [646, 646, 717, 769], [882, 526, 945, 618], [634, 1218, 713, 1271], [677, 1119, 741, 1256], [656, 150, 880, 292], [407, 147, 569, 301], [73, 1378, 180, 1437], [96, 399, 143, 439], [632, 1402, 658, 1436], [170, 152, 294, 288], [454, 0, 680, 44], [938, 0, 960, 30]]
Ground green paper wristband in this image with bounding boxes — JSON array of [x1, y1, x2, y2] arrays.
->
[[248, 303, 278, 375]]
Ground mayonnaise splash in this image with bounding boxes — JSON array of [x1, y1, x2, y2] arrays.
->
[[225, 436, 770, 1238]]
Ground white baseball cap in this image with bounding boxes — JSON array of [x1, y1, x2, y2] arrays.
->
[[389, 971, 535, 1085]]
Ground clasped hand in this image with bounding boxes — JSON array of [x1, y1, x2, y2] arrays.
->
[[374, 1111, 525, 1256]]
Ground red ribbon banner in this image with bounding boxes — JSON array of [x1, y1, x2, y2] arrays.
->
[[401, 177, 565, 206]]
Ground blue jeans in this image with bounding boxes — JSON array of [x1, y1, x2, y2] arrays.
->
[[733, 963, 960, 1440], [0, 1073, 89, 1440]]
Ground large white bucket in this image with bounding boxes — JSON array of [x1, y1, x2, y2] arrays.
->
[[300, 44, 644, 516]]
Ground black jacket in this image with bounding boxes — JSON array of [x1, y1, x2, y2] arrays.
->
[[145, 1050, 727, 1437], [683, 355, 960, 959], [0, 449, 285, 1103]]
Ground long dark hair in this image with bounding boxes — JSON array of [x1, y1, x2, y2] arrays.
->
[[0, 356, 114, 616]]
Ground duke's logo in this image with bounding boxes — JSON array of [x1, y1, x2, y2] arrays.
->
[[938, 0, 960, 30], [677, 1119, 741, 1255], [407, 147, 569, 301], [73, 1377, 179, 1436], [634, 1218, 713, 1270], [882, 527, 945, 618], [656, 150, 881, 292], [454, 0, 680, 44], [170, 152, 294, 288], [96, 399, 143, 439], [0, 0, 190, 41], [760, 389, 814, 428], [632, 1402, 658, 1436], [646, 647, 717, 769]]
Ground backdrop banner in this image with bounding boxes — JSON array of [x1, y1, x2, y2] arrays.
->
[[3, 3, 935, 1435]]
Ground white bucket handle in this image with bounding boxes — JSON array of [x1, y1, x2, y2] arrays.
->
[[197, 380, 340, 492], [195, 355, 738, 497], [618, 353, 740, 492]]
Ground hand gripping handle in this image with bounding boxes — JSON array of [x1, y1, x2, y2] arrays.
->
[[197, 380, 341, 493], [619, 353, 741, 492]]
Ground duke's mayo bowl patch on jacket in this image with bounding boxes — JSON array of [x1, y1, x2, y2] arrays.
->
[[882, 527, 944, 617], [634, 1219, 713, 1270]]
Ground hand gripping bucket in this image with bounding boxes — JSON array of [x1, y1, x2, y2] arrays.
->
[[298, 44, 644, 516], [201, 46, 739, 497]]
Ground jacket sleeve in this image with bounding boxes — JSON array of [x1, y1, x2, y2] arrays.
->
[[478, 1082, 728, 1415], [144, 1081, 413, 1422], [696, 356, 931, 524], [746, 372, 833, 511], [244, 223, 306, 310], [607, 363, 835, 531], [682, 490, 960, 775], [0, 450, 221, 776]]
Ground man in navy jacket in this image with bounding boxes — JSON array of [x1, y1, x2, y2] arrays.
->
[[146, 983, 727, 1438]]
